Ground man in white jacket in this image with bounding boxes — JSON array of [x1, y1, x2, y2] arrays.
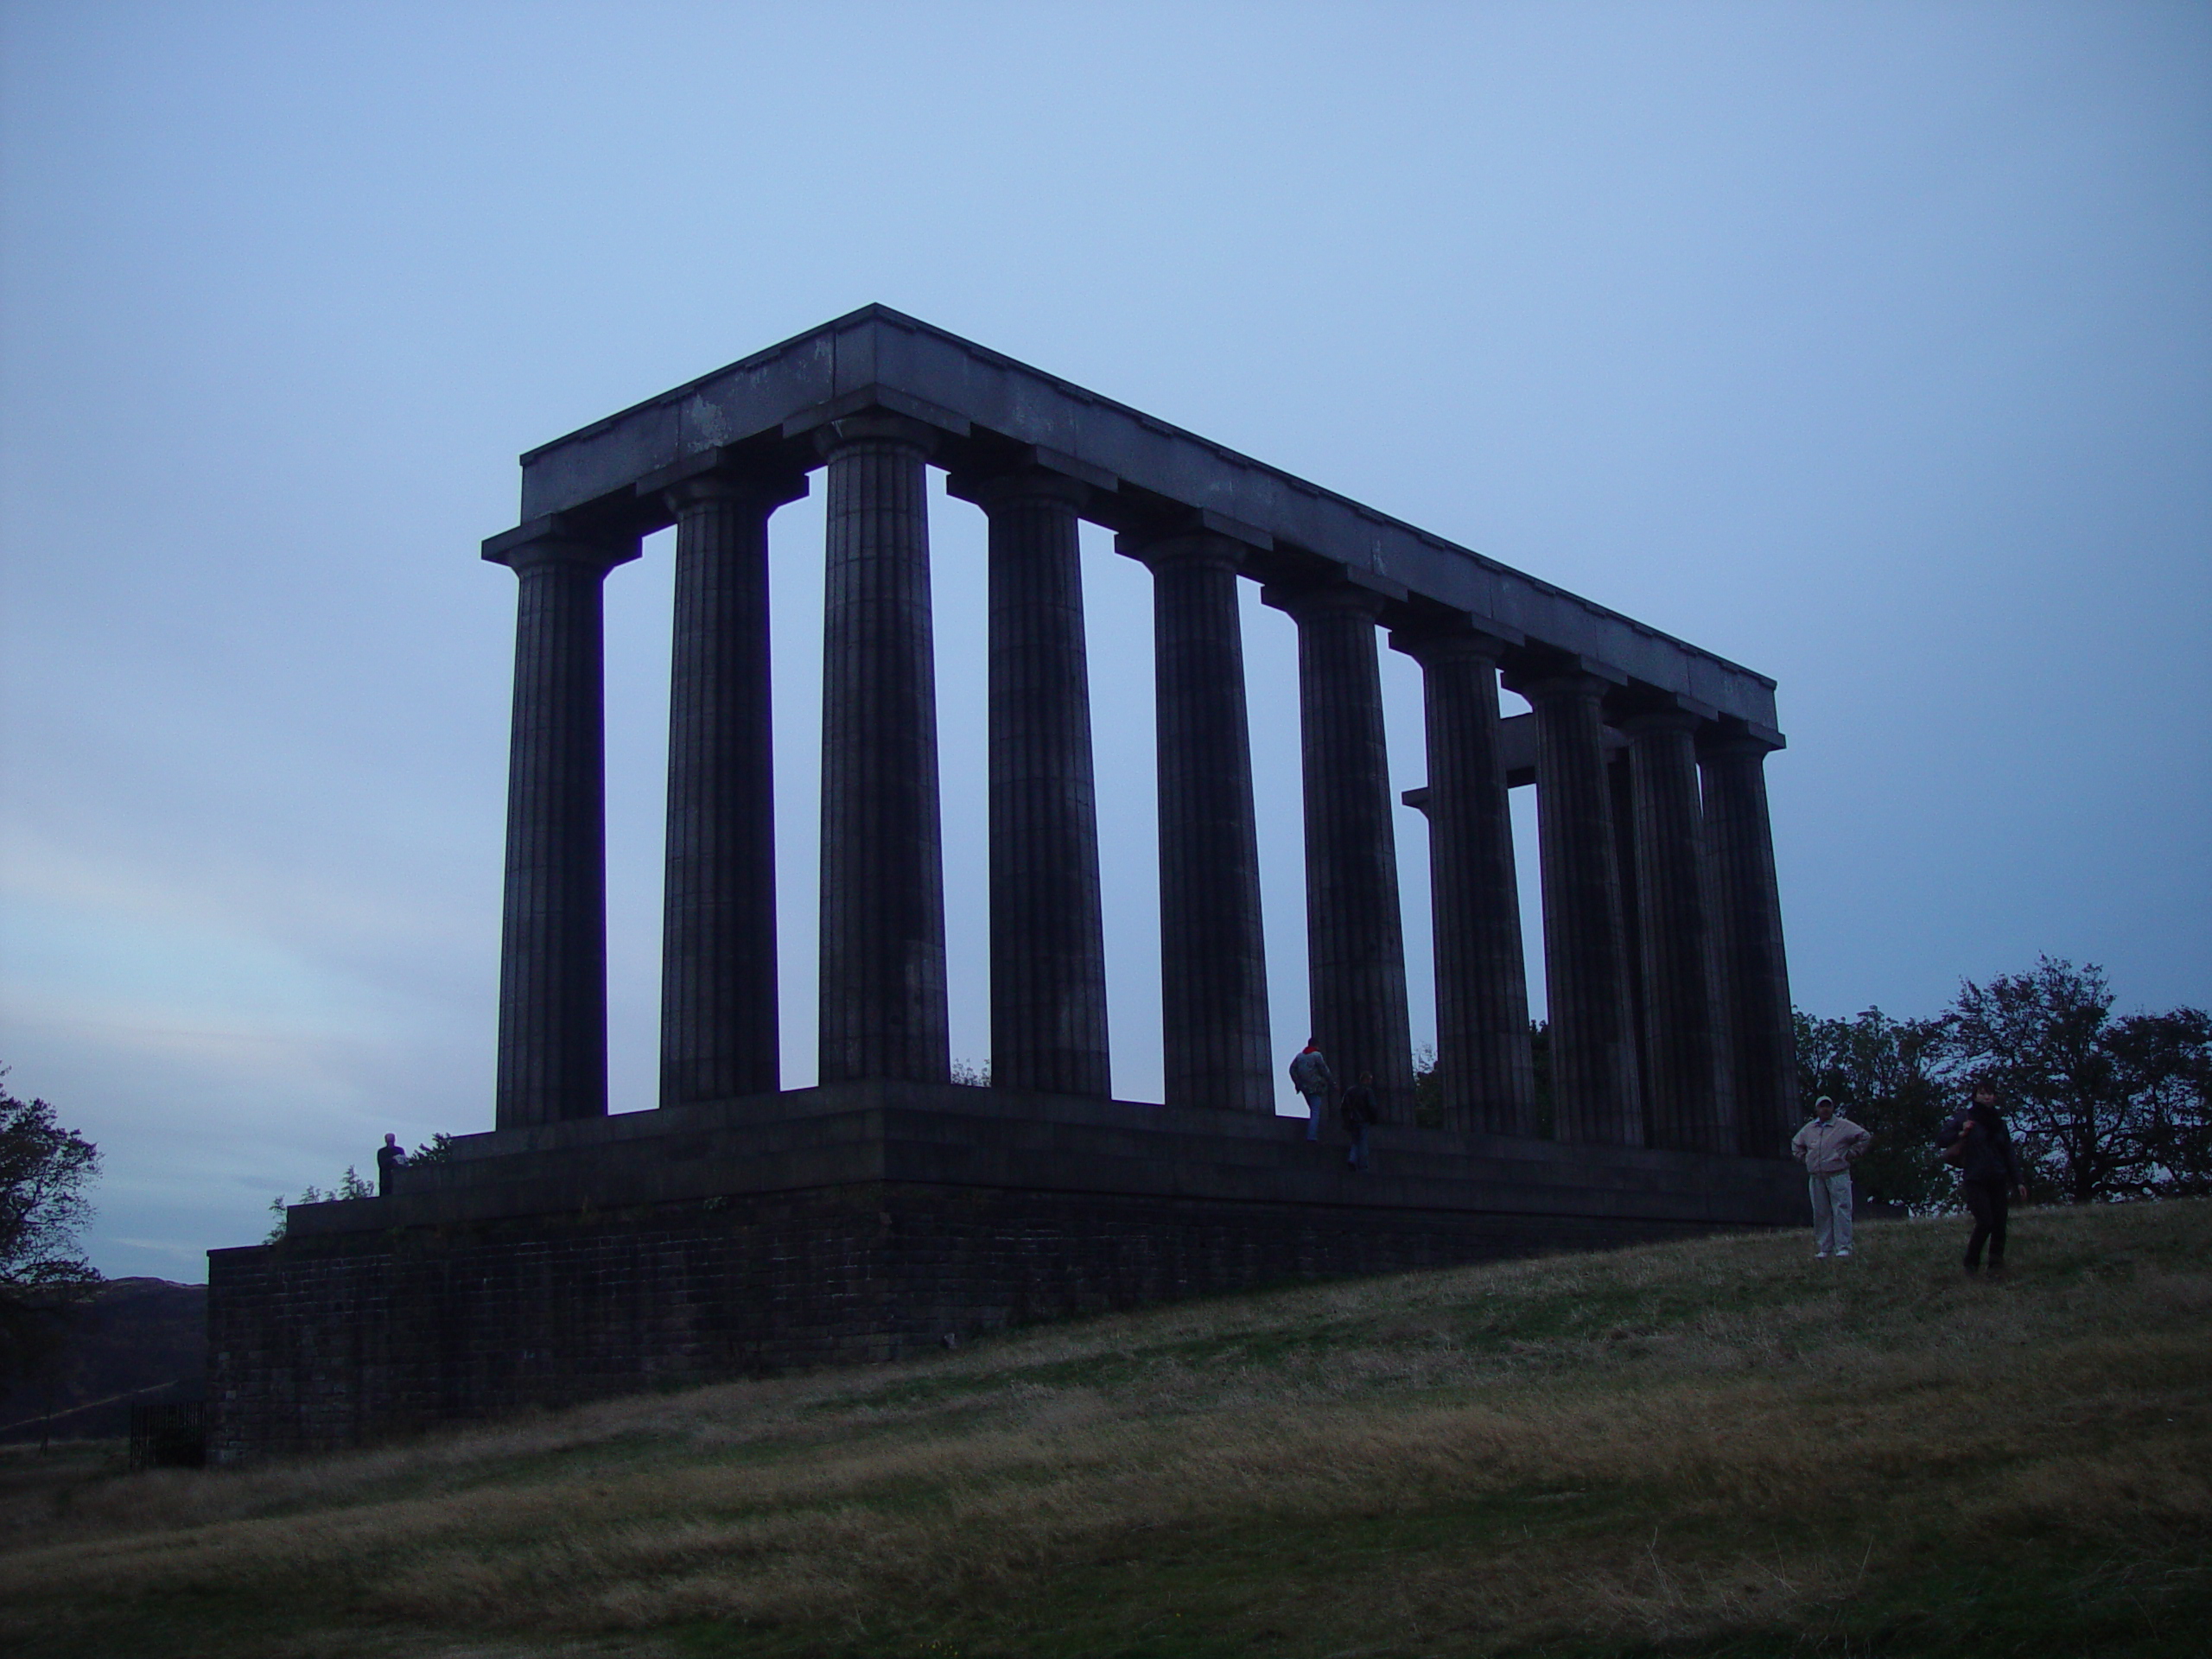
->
[[1789, 1096, 1872, 1259]]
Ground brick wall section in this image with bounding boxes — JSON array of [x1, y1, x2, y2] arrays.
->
[[209, 1178, 1718, 1463], [209, 1084, 1801, 1462]]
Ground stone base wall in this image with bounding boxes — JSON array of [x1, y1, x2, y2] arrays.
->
[[207, 1082, 1801, 1462]]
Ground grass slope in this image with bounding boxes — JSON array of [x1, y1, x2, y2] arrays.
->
[[2, 1201, 2206, 1658]]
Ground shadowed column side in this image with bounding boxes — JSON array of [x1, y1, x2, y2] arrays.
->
[[1392, 626, 1535, 1135], [1700, 731, 1797, 1157], [1127, 531, 1273, 1113], [1513, 670, 1643, 1144], [1265, 578, 1414, 1122], [659, 470, 807, 1107], [1624, 709, 1735, 1153], [816, 416, 950, 1085], [486, 529, 639, 1129], [950, 467, 1111, 1097]]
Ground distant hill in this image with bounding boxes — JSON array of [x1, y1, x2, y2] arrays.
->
[[0, 1278, 204, 1444]]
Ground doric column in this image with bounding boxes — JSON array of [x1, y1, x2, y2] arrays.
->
[[658, 469, 806, 1108], [1624, 709, 1735, 1153], [944, 467, 1112, 1096], [1700, 730, 1797, 1156], [1262, 577, 1414, 1122], [1391, 626, 1535, 1135], [816, 415, 950, 1085], [1512, 670, 1643, 1144], [1608, 749, 1649, 1138], [1128, 531, 1272, 1112], [483, 526, 639, 1129]]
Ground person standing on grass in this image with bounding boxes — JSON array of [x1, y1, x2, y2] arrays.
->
[[1340, 1072, 1379, 1172], [1789, 1095, 1871, 1259], [1288, 1039, 1335, 1143], [1940, 1083, 2028, 1275]]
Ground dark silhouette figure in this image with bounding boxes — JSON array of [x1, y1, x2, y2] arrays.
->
[[1341, 1072, 1378, 1173], [1940, 1084, 2026, 1273], [375, 1134, 404, 1197]]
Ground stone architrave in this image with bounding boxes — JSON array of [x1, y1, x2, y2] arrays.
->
[[484, 527, 640, 1129], [1624, 709, 1735, 1153], [816, 415, 950, 1085], [1129, 531, 1273, 1113], [658, 470, 807, 1108], [953, 466, 1112, 1097], [1700, 731, 1798, 1157], [1392, 626, 1535, 1135], [1515, 670, 1643, 1144], [1265, 577, 1415, 1122]]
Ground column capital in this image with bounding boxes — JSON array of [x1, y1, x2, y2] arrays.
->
[[942, 463, 1090, 513], [1389, 615, 1522, 666], [1499, 653, 1628, 702], [813, 410, 944, 460], [637, 452, 810, 518], [480, 518, 640, 575], [1116, 527, 1249, 574], [1697, 719, 1788, 759], [1258, 565, 1402, 622]]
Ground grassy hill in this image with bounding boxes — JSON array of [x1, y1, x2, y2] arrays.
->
[[1, 1200, 2205, 1658]]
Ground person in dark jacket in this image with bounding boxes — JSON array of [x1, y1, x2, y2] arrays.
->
[[375, 1132, 405, 1196], [1939, 1084, 2027, 1273], [1340, 1073, 1379, 1172]]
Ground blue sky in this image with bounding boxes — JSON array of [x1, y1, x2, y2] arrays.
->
[[2, 2, 2205, 1281]]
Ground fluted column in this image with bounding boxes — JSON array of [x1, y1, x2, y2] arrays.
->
[[1392, 627, 1535, 1135], [816, 415, 950, 1084], [1624, 709, 1734, 1152], [941, 467, 1114, 1096], [1515, 671, 1643, 1143], [486, 528, 639, 1129], [1130, 531, 1272, 1112], [1264, 580, 1414, 1122], [1700, 731, 1797, 1157], [659, 470, 805, 1108]]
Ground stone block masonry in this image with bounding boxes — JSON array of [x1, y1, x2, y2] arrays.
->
[[209, 1084, 1798, 1462]]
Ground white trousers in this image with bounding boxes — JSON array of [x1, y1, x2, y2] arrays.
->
[[1808, 1171, 1853, 1255]]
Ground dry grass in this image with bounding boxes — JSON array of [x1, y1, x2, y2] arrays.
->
[[2, 1201, 2207, 1657]]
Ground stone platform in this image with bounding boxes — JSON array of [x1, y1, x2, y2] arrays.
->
[[207, 1084, 1799, 1462]]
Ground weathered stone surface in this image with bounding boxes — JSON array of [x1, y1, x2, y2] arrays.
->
[[816, 416, 950, 1085], [1393, 626, 1535, 1135], [1700, 733, 1798, 1157], [1624, 710, 1734, 1154], [1515, 671, 1643, 1144], [1128, 531, 1273, 1113], [481, 530, 639, 1129], [211, 1084, 1802, 1461], [1266, 579, 1414, 1122], [950, 467, 1111, 1097], [659, 471, 805, 1107]]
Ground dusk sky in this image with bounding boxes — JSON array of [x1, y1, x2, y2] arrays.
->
[[3, 2, 2205, 1281]]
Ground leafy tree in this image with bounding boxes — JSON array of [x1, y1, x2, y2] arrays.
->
[[0, 1075, 103, 1388], [1793, 1007, 1952, 1208], [1944, 957, 2212, 1204]]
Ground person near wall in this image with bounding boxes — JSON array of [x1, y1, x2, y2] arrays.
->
[[1939, 1083, 2028, 1274], [1340, 1072, 1379, 1173], [375, 1132, 405, 1197], [1288, 1039, 1336, 1143], [1789, 1094, 1871, 1259]]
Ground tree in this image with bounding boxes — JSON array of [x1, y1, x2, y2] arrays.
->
[[1943, 957, 2212, 1204], [1794, 1007, 1953, 1208], [0, 1075, 103, 1388]]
